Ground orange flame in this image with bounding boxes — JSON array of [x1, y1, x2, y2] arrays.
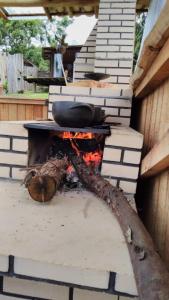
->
[[58, 132, 94, 139]]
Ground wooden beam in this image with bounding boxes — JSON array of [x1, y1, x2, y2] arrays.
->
[[44, 7, 51, 20], [141, 129, 169, 178], [0, 0, 99, 7], [0, 8, 7, 19], [135, 37, 169, 98]]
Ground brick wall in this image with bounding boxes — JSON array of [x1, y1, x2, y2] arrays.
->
[[73, 25, 97, 81], [94, 0, 136, 86], [48, 86, 132, 126], [0, 122, 28, 179], [0, 276, 138, 299]]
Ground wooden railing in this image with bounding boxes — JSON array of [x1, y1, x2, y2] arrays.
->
[[0, 96, 48, 121]]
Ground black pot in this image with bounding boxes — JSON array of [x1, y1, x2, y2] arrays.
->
[[52, 101, 95, 128]]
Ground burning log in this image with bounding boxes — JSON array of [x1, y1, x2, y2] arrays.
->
[[24, 158, 68, 202], [70, 154, 169, 300]]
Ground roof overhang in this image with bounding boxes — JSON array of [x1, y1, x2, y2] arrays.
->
[[0, 0, 150, 20]]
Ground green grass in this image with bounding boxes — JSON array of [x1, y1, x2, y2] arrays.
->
[[7, 91, 48, 99]]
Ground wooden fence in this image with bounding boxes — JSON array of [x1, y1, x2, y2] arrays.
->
[[0, 53, 37, 93], [0, 96, 48, 121], [133, 35, 169, 270]]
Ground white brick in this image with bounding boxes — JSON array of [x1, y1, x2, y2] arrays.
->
[[121, 33, 134, 39], [95, 60, 118, 67], [80, 47, 87, 52], [49, 86, 61, 94], [108, 39, 134, 45], [97, 33, 120, 39], [88, 47, 96, 52], [103, 148, 121, 162], [106, 98, 131, 107], [107, 178, 117, 187], [111, 3, 136, 8], [119, 180, 137, 194], [0, 254, 9, 272], [104, 107, 119, 116], [61, 86, 90, 96], [115, 273, 138, 296], [99, 14, 110, 20], [119, 60, 132, 68], [95, 52, 107, 58], [105, 127, 143, 149], [101, 163, 139, 179], [0, 137, 10, 150], [12, 167, 26, 180], [99, 8, 122, 14], [75, 96, 104, 106], [94, 67, 106, 73], [124, 150, 141, 164], [108, 117, 130, 126], [75, 58, 86, 63], [0, 152, 27, 166], [120, 108, 131, 117], [74, 64, 93, 72], [3, 277, 69, 300], [97, 27, 109, 32], [98, 20, 121, 26], [122, 20, 135, 26], [74, 289, 118, 300], [122, 88, 133, 97], [118, 77, 130, 84], [106, 68, 132, 76], [91, 88, 121, 97], [0, 166, 10, 178], [86, 58, 95, 64], [85, 41, 96, 47], [120, 46, 134, 52], [110, 14, 135, 20], [100, 3, 111, 8], [49, 95, 75, 102], [12, 138, 28, 152], [109, 27, 134, 33], [123, 8, 136, 14], [107, 52, 133, 59], [78, 53, 95, 58], [96, 39, 108, 45], [96, 45, 119, 52], [14, 258, 109, 289], [0, 122, 28, 137], [48, 112, 53, 120]]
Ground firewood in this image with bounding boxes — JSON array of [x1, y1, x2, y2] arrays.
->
[[24, 158, 68, 203], [70, 154, 169, 300]]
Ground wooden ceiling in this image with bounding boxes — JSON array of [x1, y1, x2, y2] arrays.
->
[[0, 0, 150, 19]]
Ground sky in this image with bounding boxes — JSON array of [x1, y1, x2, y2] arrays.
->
[[5, 7, 97, 46]]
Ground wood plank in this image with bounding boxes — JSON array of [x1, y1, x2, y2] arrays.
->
[[141, 129, 169, 178], [8, 104, 17, 120], [0, 0, 99, 7], [0, 8, 7, 19], [33, 105, 43, 120], [25, 105, 34, 120], [135, 36, 169, 98], [132, 1, 169, 92], [17, 104, 26, 120], [0, 97, 47, 106], [0, 104, 9, 120]]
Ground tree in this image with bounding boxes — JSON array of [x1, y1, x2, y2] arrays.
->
[[0, 17, 73, 70], [133, 13, 146, 69]]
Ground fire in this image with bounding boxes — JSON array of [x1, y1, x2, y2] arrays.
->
[[58, 132, 94, 139], [57, 131, 103, 175], [83, 151, 102, 166]]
